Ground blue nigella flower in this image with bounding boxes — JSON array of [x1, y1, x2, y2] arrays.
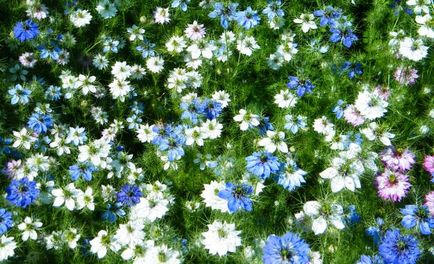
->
[[45, 85, 62, 101], [366, 217, 384, 245], [218, 182, 253, 213], [236, 6, 260, 30], [136, 39, 156, 58], [180, 101, 200, 124], [6, 177, 40, 208], [209, 2, 239, 29], [0, 209, 13, 235], [171, 0, 190, 11], [400, 204, 434, 235], [102, 203, 126, 223], [13, 20, 39, 42], [263, 232, 310, 264], [379, 229, 420, 264], [258, 116, 274, 136], [195, 99, 223, 120], [332, 99, 345, 119], [8, 84, 31, 105], [69, 163, 96, 181], [27, 113, 53, 134], [356, 255, 383, 264], [246, 151, 280, 179], [287, 76, 315, 97], [277, 159, 307, 191], [344, 205, 361, 225], [313, 6, 342, 27], [330, 27, 358, 48], [341, 61, 363, 79], [284, 115, 307, 134], [157, 125, 186, 161], [262, 0, 284, 21], [116, 184, 142, 207]]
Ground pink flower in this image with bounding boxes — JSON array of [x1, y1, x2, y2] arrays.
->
[[424, 191, 434, 216], [394, 67, 419, 86], [380, 147, 415, 172], [423, 155, 434, 175], [376, 169, 411, 202], [344, 104, 365, 126]]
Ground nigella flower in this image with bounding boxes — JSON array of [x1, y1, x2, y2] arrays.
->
[[400, 204, 434, 235], [8, 84, 31, 105], [313, 6, 342, 27], [69, 163, 96, 181], [158, 125, 186, 161], [287, 76, 315, 97], [208, 2, 238, 29], [332, 100, 345, 119], [394, 67, 419, 86], [13, 20, 39, 42], [262, 232, 310, 264], [258, 116, 274, 136], [341, 61, 363, 79], [0, 209, 13, 235], [236, 6, 261, 30], [356, 255, 383, 264], [277, 159, 307, 191], [380, 147, 415, 172], [217, 182, 253, 213], [246, 151, 281, 179], [379, 229, 420, 264], [330, 27, 358, 48], [366, 218, 384, 245], [136, 39, 156, 58], [425, 191, 434, 216], [101, 203, 126, 223], [6, 177, 40, 208], [180, 101, 200, 124], [376, 169, 411, 202], [27, 113, 53, 134], [423, 155, 434, 178], [171, 0, 190, 11], [195, 99, 223, 120], [116, 184, 142, 207], [284, 114, 307, 134], [343, 205, 361, 225], [262, 0, 284, 21]]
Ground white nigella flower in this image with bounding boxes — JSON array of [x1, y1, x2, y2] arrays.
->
[[354, 90, 388, 120], [165, 35, 187, 53], [303, 201, 346, 235], [200, 180, 229, 212], [201, 119, 223, 139], [258, 130, 288, 153], [154, 7, 170, 24], [185, 126, 205, 146], [186, 41, 215, 59], [52, 183, 81, 211], [70, 9, 92, 28], [136, 124, 156, 143], [109, 78, 132, 101], [416, 14, 434, 38], [76, 74, 97, 95], [127, 25, 145, 42], [113, 222, 145, 248], [320, 153, 364, 193], [65, 126, 87, 146], [236, 36, 260, 56], [129, 195, 171, 223], [111, 61, 132, 80], [201, 220, 242, 256], [76, 186, 95, 211], [78, 138, 111, 168], [398, 37, 428, 61], [212, 90, 231, 108], [360, 122, 395, 146], [233, 109, 260, 131], [63, 228, 81, 249], [12, 127, 36, 150], [17, 217, 43, 241], [96, 0, 117, 19], [313, 116, 335, 138], [293, 13, 317, 33], [406, 0, 431, 14], [90, 230, 111, 259], [148, 244, 181, 264], [274, 89, 297, 108], [146, 56, 165, 73], [0, 236, 17, 262]]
